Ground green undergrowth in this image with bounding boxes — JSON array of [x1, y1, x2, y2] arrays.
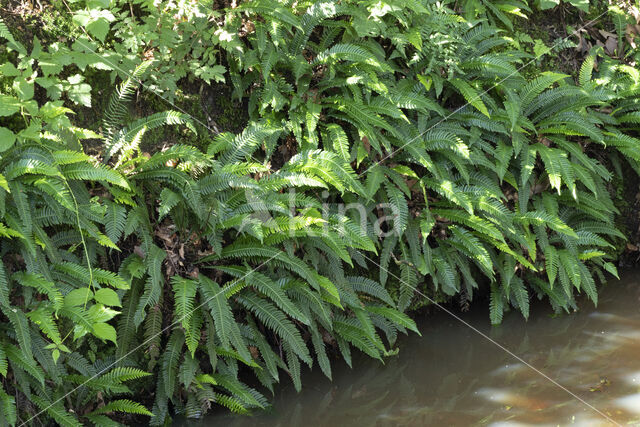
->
[[0, 0, 639, 425]]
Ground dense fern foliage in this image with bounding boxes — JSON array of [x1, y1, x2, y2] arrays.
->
[[218, 1, 638, 322], [1, 0, 639, 424], [0, 20, 154, 426], [99, 79, 418, 419]]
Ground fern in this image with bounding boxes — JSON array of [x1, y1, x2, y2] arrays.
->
[[90, 399, 154, 416], [198, 276, 253, 364], [449, 78, 490, 117], [2, 1, 639, 424], [172, 276, 197, 329], [103, 61, 153, 144], [31, 395, 82, 427], [238, 293, 311, 365], [0, 388, 16, 426]]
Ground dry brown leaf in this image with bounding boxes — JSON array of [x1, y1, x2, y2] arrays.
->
[[361, 136, 371, 154], [155, 228, 174, 245], [629, 6, 640, 24], [604, 37, 618, 56], [599, 29, 616, 39], [188, 267, 199, 279], [249, 346, 259, 360], [575, 34, 592, 55], [134, 245, 145, 258]]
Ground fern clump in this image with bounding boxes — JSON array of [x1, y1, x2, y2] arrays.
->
[[0, 20, 154, 425], [103, 91, 420, 419], [0, 0, 639, 424], [216, 0, 637, 324]]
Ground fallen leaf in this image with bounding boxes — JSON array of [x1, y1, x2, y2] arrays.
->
[[576, 34, 592, 55], [604, 37, 618, 56], [134, 245, 145, 258], [155, 227, 174, 245], [188, 267, 199, 279], [630, 7, 640, 24], [361, 136, 371, 153], [599, 29, 616, 39], [249, 346, 259, 359]]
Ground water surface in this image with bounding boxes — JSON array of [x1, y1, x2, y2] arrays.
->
[[190, 270, 640, 426]]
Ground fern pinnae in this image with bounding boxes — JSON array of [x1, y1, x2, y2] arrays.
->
[[103, 61, 154, 149], [171, 276, 197, 331], [238, 293, 311, 365], [198, 275, 253, 364]]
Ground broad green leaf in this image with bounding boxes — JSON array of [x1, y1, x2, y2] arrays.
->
[[94, 288, 121, 307], [0, 95, 20, 117], [93, 322, 117, 344], [13, 77, 34, 100], [0, 127, 16, 152], [65, 287, 94, 307], [537, 0, 560, 9], [0, 62, 19, 76], [73, 9, 115, 42]]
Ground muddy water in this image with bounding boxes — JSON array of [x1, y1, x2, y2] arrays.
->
[[192, 270, 640, 426]]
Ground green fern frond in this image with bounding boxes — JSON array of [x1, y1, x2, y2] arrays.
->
[[61, 163, 129, 189], [103, 61, 153, 142], [0, 388, 16, 427], [90, 399, 154, 416], [172, 276, 197, 328], [31, 395, 81, 427], [198, 275, 253, 364], [238, 293, 311, 365]]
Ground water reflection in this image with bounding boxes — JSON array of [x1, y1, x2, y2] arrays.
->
[[185, 270, 640, 426]]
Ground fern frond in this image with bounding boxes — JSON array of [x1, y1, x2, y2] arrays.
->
[[238, 293, 311, 365], [198, 275, 253, 364], [103, 61, 153, 142]]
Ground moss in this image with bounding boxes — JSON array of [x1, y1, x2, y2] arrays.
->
[[1, 0, 82, 49], [508, 1, 615, 81], [36, 1, 85, 43], [203, 83, 249, 135], [585, 0, 610, 28], [129, 80, 249, 154], [133, 87, 208, 153]]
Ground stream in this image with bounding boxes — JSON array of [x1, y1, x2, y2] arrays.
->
[[184, 270, 640, 426]]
